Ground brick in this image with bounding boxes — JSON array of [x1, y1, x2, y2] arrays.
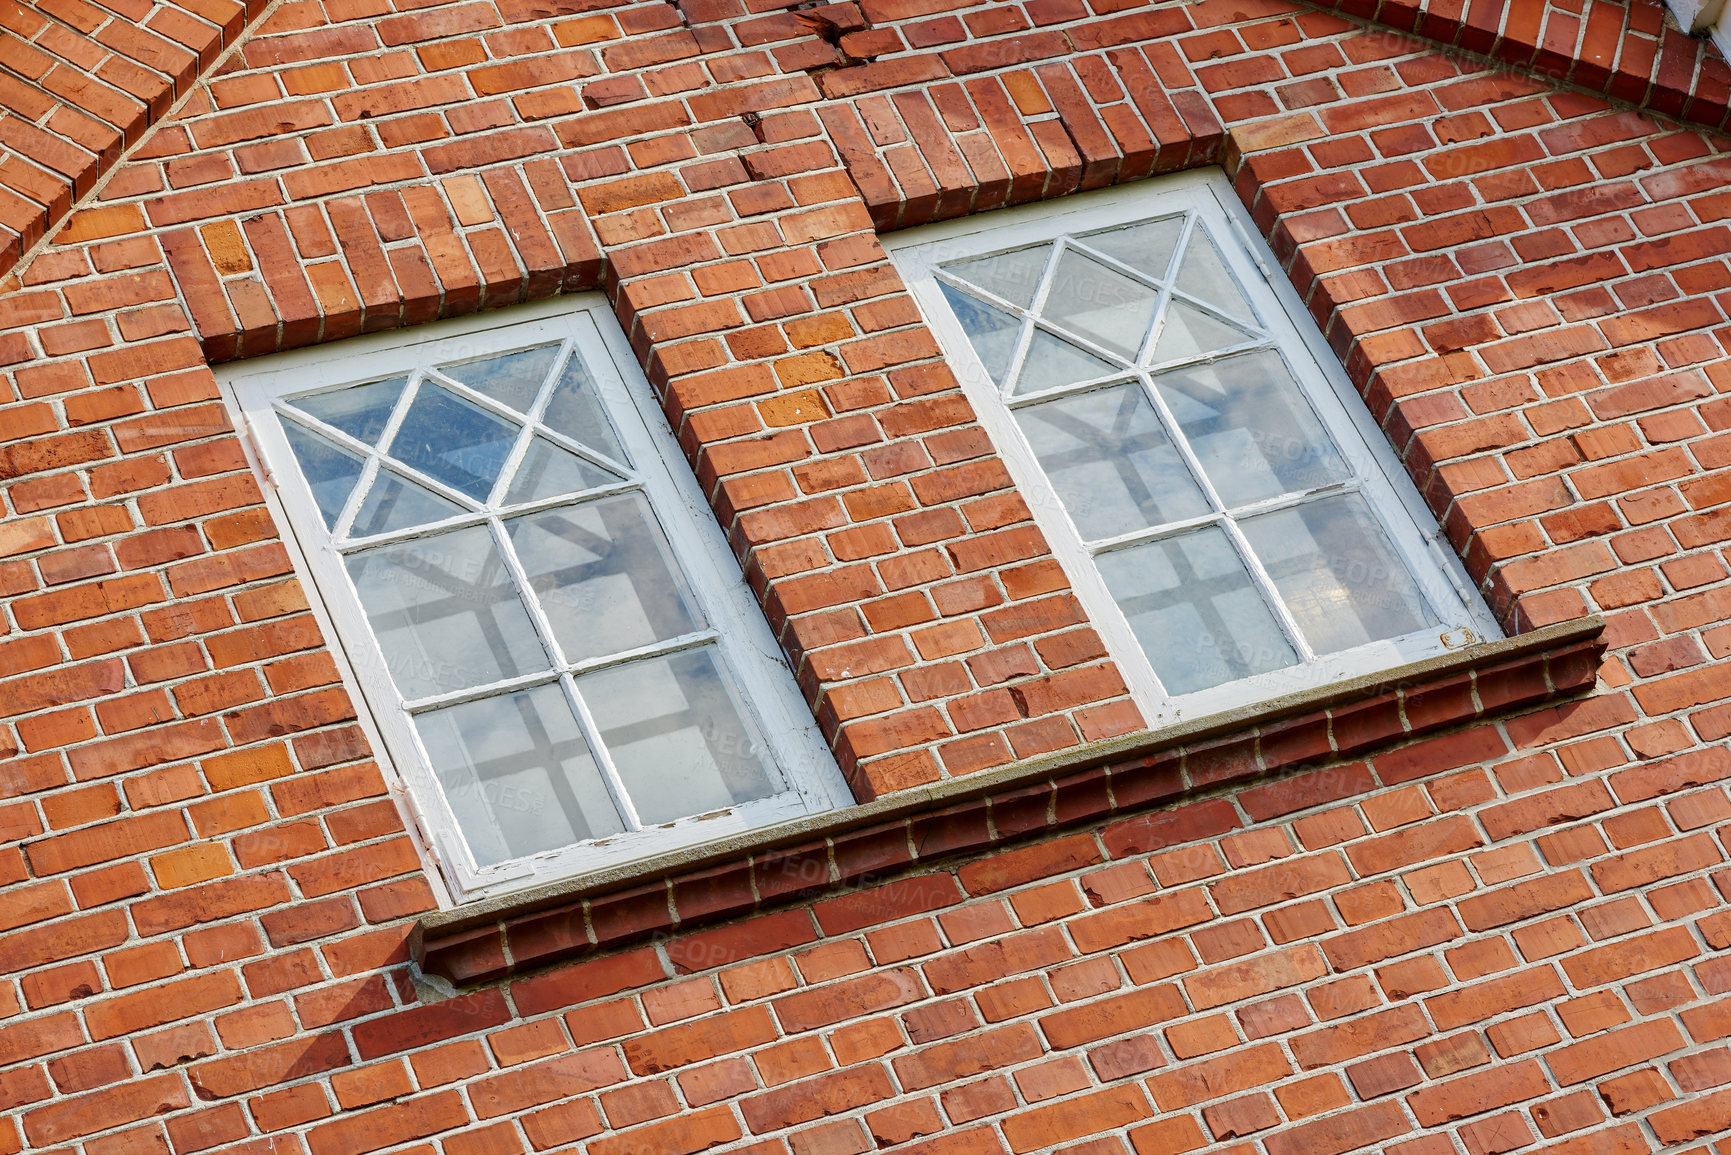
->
[[1562, 927, 1699, 988], [1146, 1042, 1292, 1110], [1406, 1060, 1552, 1126], [468, 1052, 626, 1118], [22, 1074, 190, 1146], [26, 810, 188, 874], [894, 1024, 1043, 1090], [189, 1032, 349, 1098], [86, 970, 243, 1041], [623, 1008, 777, 1075], [1001, 1085, 1153, 1152], [1262, 1101, 1410, 1155], [1292, 1004, 1429, 1070], [1040, 983, 1188, 1050], [304, 1089, 469, 1155], [1185, 945, 1327, 1010], [739, 1065, 895, 1133]]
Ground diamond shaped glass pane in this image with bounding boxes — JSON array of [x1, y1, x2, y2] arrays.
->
[[940, 244, 1051, 309], [542, 352, 627, 467], [1153, 350, 1348, 507], [1242, 494, 1433, 655], [441, 344, 561, 414], [1080, 215, 1184, 282], [1010, 329, 1120, 396], [287, 376, 406, 447], [350, 468, 466, 538], [419, 682, 624, 866], [1151, 301, 1254, 364], [505, 436, 624, 505], [347, 525, 549, 700], [576, 646, 776, 826], [387, 383, 521, 502], [507, 493, 703, 664], [1016, 383, 1209, 541], [1042, 249, 1159, 360], [281, 420, 365, 531], [1097, 526, 1297, 696], [1176, 230, 1255, 324], [940, 282, 1020, 387]]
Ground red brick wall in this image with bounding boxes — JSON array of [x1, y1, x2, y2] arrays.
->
[[2, 0, 1730, 1153]]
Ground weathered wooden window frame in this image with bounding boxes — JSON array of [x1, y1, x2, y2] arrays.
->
[[888, 171, 1503, 731], [218, 299, 852, 904]]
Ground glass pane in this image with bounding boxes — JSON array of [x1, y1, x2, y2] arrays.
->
[[418, 683, 623, 866], [1150, 300, 1254, 364], [346, 525, 548, 699], [1154, 351, 1349, 507], [281, 420, 365, 531], [1080, 215, 1185, 282], [1242, 494, 1433, 655], [441, 344, 561, 414], [507, 493, 703, 663], [350, 468, 466, 538], [1176, 230, 1255, 324], [1097, 526, 1296, 696], [1016, 383, 1209, 540], [387, 383, 522, 502], [1010, 328, 1120, 396], [940, 282, 1020, 387], [1042, 249, 1159, 360], [577, 647, 777, 826], [940, 244, 1050, 309], [505, 436, 624, 505], [287, 376, 406, 447], [542, 351, 627, 466]]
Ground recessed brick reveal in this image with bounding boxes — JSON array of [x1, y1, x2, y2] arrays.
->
[[0, 0, 1728, 1153]]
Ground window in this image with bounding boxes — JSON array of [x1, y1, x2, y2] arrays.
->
[[222, 300, 849, 901], [888, 173, 1499, 728]]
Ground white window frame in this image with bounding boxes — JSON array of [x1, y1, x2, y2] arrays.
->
[[218, 297, 852, 904], [887, 171, 1502, 730]]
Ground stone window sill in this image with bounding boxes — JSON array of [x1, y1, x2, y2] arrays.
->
[[413, 616, 1606, 986]]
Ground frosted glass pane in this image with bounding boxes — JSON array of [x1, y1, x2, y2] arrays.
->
[[542, 352, 627, 466], [1243, 494, 1433, 654], [350, 468, 466, 538], [1097, 527, 1296, 695], [1154, 351, 1348, 507], [578, 647, 776, 825], [441, 344, 561, 414], [1010, 329, 1119, 396], [419, 683, 623, 866], [347, 525, 548, 699], [505, 436, 623, 505], [282, 421, 364, 531], [388, 383, 521, 502], [1176, 230, 1255, 324], [1080, 215, 1184, 281], [941, 244, 1050, 308], [940, 282, 1020, 387], [1151, 300, 1254, 364], [1016, 383, 1208, 540], [1042, 249, 1158, 359], [287, 376, 405, 447], [507, 493, 702, 663]]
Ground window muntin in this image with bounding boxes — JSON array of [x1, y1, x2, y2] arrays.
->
[[224, 303, 847, 900], [891, 174, 1498, 725]]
